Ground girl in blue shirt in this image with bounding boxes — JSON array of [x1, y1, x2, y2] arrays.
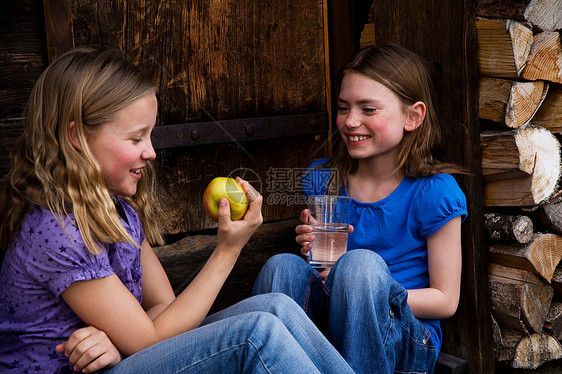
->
[[253, 44, 467, 374]]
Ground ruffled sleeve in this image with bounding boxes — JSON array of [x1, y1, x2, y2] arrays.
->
[[20, 208, 114, 298], [413, 174, 468, 238]]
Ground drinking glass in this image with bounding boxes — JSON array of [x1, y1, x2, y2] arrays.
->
[[307, 195, 351, 268]]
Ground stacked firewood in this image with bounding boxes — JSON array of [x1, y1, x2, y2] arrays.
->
[[477, 0, 562, 370]]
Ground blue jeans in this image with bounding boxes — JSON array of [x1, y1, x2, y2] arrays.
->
[[252, 250, 437, 374], [104, 293, 354, 374]]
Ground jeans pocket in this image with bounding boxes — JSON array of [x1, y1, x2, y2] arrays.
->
[[394, 326, 437, 374]]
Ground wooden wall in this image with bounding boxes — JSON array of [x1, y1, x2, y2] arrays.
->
[[0, 1, 48, 179]]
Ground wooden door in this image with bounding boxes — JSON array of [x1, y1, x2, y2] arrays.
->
[[40, 0, 332, 234]]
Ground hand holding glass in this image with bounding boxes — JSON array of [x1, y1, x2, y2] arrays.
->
[[307, 195, 351, 268]]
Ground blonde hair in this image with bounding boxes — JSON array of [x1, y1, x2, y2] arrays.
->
[[323, 44, 464, 194], [0, 48, 163, 254]]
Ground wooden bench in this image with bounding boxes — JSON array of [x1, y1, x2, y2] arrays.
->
[[436, 352, 468, 374]]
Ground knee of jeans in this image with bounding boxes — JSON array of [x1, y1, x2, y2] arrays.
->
[[338, 249, 387, 272], [263, 253, 295, 270], [260, 253, 307, 280], [261, 293, 305, 317], [333, 249, 390, 286], [249, 311, 288, 340]]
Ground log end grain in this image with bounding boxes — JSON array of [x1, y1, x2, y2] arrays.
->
[[511, 333, 562, 369]]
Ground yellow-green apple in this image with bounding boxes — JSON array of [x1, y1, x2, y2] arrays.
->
[[203, 177, 248, 222]]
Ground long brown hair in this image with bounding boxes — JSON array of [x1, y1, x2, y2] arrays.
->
[[323, 44, 464, 194], [0, 48, 164, 254]]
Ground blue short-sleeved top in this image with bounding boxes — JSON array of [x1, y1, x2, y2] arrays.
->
[[0, 198, 144, 373], [303, 159, 468, 354]]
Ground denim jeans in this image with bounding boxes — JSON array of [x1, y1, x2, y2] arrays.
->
[[104, 293, 354, 374], [252, 250, 437, 374]]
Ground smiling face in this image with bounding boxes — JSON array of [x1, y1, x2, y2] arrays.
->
[[336, 72, 416, 167], [84, 93, 158, 197]]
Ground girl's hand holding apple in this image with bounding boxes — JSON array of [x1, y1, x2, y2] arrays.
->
[[211, 177, 263, 254]]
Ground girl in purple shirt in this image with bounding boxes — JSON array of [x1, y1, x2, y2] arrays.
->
[[0, 48, 353, 374]]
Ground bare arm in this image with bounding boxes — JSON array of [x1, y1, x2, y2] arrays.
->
[[60, 179, 263, 357], [406, 216, 462, 319]]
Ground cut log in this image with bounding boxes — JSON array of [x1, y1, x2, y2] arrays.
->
[[532, 85, 562, 134], [488, 233, 562, 282], [511, 333, 562, 369], [523, 0, 562, 32], [493, 327, 562, 370], [484, 212, 534, 244], [479, 77, 548, 128], [506, 80, 549, 127], [477, 0, 562, 31], [544, 302, 562, 340], [552, 267, 562, 297], [481, 127, 561, 206], [495, 328, 526, 366], [489, 263, 554, 333], [483, 174, 535, 206], [476, 18, 534, 78], [476, 0, 530, 21], [534, 191, 562, 235], [492, 313, 507, 361], [479, 77, 514, 123], [521, 31, 562, 84]]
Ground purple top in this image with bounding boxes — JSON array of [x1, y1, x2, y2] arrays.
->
[[0, 198, 144, 373]]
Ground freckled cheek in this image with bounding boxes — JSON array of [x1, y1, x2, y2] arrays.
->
[[362, 119, 386, 134], [335, 116, 346, 131]]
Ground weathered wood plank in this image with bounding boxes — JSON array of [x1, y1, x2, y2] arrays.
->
[[43, 0, 74, 63], [151, 113, 328, 149], [0, 120, 25, 185], [0, 0, 48, 120], [435, 352, 468, 374], [71, 0, 326, 125]]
